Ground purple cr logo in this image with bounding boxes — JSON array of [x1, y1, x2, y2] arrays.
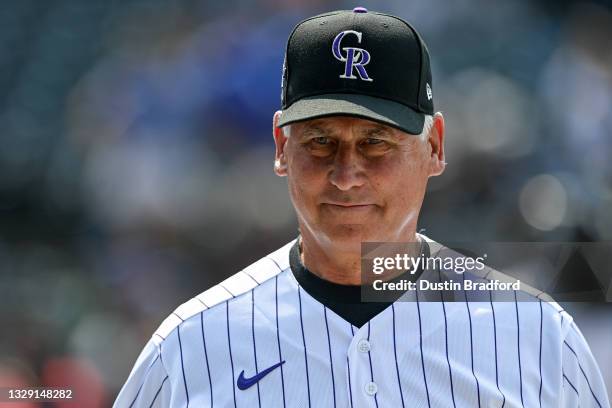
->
[[332, 30, 373, 82]]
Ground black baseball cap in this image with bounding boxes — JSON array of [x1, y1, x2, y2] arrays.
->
[[278, 7, 434, 135]]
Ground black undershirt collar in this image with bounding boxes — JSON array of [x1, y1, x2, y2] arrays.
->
[[289, 237, 430, 328]]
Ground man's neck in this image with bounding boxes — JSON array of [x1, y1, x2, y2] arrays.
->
[[299, 230, 421, 286]]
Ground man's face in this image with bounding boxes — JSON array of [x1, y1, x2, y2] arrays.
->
[[273, 113, 445, 251]]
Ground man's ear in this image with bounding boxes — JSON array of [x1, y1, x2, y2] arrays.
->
[[428, 112, 446, 177], [273, 111, 288, 177]]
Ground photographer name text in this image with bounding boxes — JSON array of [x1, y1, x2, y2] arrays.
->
[[372, 279, 521, 291]]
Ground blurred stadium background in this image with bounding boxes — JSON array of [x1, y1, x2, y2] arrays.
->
[[0, 0, 610, 406]]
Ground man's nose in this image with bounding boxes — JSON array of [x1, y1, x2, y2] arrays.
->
[[328, 144, 366, 191]]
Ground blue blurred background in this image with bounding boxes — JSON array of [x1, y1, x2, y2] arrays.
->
[[0, 0, 610, 405]]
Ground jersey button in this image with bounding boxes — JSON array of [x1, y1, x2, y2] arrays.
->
[[365, 381, 378, 395], [357, 339, 371, 353]]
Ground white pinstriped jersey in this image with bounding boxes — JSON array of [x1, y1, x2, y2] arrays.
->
[[114, 236, 610, 408]]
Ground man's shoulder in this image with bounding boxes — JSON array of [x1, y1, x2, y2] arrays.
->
[[421, 233, 570, 323], [151, 239, 295, 345]]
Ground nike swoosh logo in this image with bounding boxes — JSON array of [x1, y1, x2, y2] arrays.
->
[[237, 361, 285, 390]]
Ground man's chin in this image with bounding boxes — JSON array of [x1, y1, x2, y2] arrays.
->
[[320, 224, 378, 251]]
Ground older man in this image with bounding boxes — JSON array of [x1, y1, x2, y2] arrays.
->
[[115, 8, 609, 408]]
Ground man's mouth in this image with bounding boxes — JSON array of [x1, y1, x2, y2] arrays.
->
[[322, 202, 377, 210]]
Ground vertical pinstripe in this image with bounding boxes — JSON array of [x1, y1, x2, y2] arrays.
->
[[538, 299, 543, 408], [416, 288, 432, 408], [463, 278, 481, 408], [275, 276, 287, 408], [347, 356, 353, 408], [200, 312, 213, 407], [514, 291, 524, 407], [366, 322, 379, 408], [564, 341, 603, 407], [348, 324, 355, 408], [177, 326, 190, 406], [245, 272, 260, 285], [148, 376, 168, 408], [439, 267, 457, 408], [489, 292, 507, 407], [226, 300, 237, 408], [324, 307, 337, 408], [391, 304, 406, 408], [441, 298, 457, 408], [563, 373, 579, 395], [298, 287, 312, 408], [128, 355, 160, 408], [251, 290, 262, 408]]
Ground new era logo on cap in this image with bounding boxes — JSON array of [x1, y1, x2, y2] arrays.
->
[[278, 8, 434, 135]]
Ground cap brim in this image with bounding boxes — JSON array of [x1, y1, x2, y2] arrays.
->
[[277, 93, 425, 135]]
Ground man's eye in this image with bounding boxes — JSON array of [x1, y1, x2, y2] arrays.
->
[[313, 136, 330, 145], [365, 138, 384, 145]]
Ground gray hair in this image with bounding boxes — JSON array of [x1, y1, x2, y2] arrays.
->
[[282, 114, 434, 141], [419, 114, 434, 141]]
